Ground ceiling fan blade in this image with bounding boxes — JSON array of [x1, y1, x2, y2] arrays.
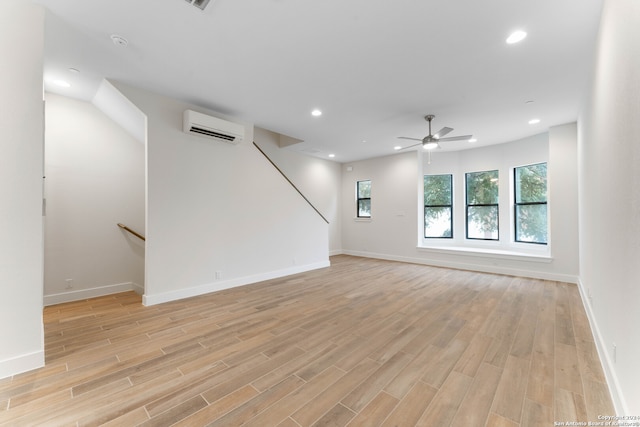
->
[[397, 136, 422, 141], [438, 134, 473, 142], [398, 141, 424, 150], [433, 127, 453, 139]]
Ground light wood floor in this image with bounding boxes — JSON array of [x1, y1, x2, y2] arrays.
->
[[0, 255, 613, 426]]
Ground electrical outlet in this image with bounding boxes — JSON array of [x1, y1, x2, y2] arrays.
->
[[215, 271, 222, 280], [65, 279, 73, 289]]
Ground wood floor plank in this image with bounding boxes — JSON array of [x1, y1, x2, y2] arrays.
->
[[291, 358, 379, 426], [453, 332, 494, 378], [341, 351, 413, 413], [170, 384, 259, 427], [138, 395, 209, 427], [244, 366, 346, 427], [383, 344, 440, 399], [521, 398, 553, 427], [380, 380, 437, 427], [207, 375, 305, 427], [491, 355, 531, 423], [310, 403, 356, 427], [451, 362, 502, 426], [0, 255, 614, 426], [583, 378, 615, 421], [345, 391, 399, 427], [415, 371, 473, 426], [555, 342, 584, 395], [421, 338, 468, 388], [555, 387, 588, 422]]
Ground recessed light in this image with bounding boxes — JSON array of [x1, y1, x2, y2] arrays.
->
[[328, 154, 335, 158], [506, 30, 527, 44], [53, 80, 71, 88], [528, 118, 541, 124], [311, 109, 322, 117], [394, 146, 402, 150], [469, 138, 477, 143]]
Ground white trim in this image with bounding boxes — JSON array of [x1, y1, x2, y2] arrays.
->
[[43, 282, 143, 306], [576, 278, 628, 415], [329, 249, 344, 256], [417, 245, 552, 263], [342, 250, 577, 283], [142, 260, 330, 306], [0, 350, 44, 380]]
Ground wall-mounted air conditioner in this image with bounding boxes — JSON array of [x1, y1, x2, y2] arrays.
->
[[183, 110, 244, 144]]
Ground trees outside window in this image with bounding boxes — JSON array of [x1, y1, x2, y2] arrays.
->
[[514, 163, 547, 244], [357, 180, 371, 218], [424, 174, 453, 238], [466, 170, 499, 240]]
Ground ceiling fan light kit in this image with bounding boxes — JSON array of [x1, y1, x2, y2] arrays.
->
[[397, 114, 473, 153]]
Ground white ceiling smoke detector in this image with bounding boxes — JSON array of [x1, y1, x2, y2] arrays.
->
[[110, 34, 128, 47], [184, 0, 211, 10]]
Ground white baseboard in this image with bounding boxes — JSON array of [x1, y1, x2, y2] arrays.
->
[[576, 279, 628, 415], [44, 282, 143, 306], [0, 350, 44, 380], [143, 260, 331, 306], [341, 250, 579, 283]]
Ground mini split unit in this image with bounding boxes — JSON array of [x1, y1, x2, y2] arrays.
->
[[183, 110, 245, 144]]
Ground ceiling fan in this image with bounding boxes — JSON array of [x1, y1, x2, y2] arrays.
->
[[398, 114, 473, 150]]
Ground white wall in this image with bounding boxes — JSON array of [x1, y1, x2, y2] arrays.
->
[[254, 128, 342, 254], [0, 1, 45, 378], [579, 0, 640, 414], [341, 151, 420, 258], [113, 83, 330, 305], [341, 127, 580, 282], [43, 93, 145, 305]]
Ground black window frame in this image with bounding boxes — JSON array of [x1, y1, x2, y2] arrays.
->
[[514, 162, 548, 245], [465, 170, 500, 241], [356, 180, 371, 218], [424, 174, 453, 239]]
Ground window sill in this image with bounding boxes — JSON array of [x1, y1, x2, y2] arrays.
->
[[416, 245, 552, 263], [354, 217, 372, 222]]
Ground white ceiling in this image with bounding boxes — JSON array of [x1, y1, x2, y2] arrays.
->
[[35, 0, 603, 163]]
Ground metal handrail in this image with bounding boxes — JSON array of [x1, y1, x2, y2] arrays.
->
[[117, 223, 146, 241], [253, 142, 329, 224]]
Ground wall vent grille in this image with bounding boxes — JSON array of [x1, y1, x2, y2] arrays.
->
[[184, 0, 211, 10]]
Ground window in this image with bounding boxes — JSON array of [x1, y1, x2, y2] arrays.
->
[[466, 170, 499, 240], [514, 163, 547, 244], [424, 174, 453, 238], [357, 180, 371, 218]]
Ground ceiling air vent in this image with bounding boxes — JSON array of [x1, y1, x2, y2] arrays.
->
[[184, 0, 211, 11]]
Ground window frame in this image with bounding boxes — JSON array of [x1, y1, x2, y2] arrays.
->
[[423, 174, 453, 239], [356, 179, 371, 218], [514, 162, 548, 245], [465, 170, 500, 241]]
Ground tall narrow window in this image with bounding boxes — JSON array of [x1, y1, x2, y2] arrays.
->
[[424, 174, 453, 238], [466, 170, 499, 240], [357, 180, 371, 218], [514, 163, 547, 244]]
